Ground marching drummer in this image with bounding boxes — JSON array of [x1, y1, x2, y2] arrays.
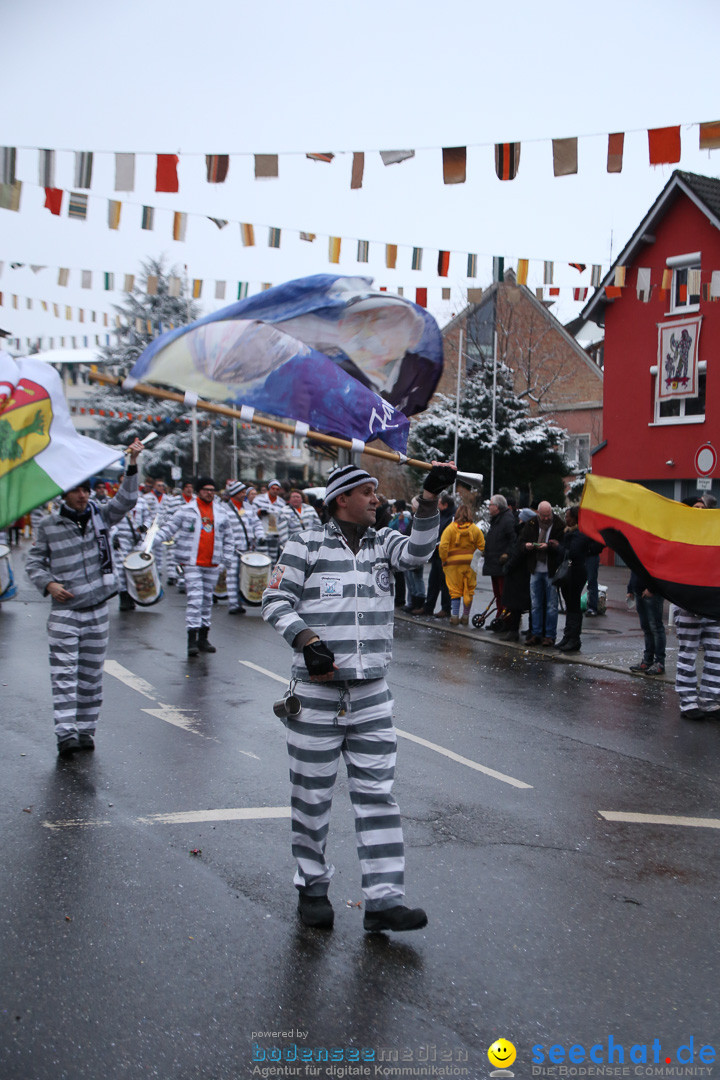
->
[[224, 481, 265, 615], [25, 438, 145, 756], [253, 479, 291, 563], [112, 472, 155, 611], [155, 476, 235, 656]]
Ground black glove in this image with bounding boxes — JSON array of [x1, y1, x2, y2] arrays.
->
[[422, 464, 457, 496], [303, 640, 336, 677], [112, 536, 121, 551]]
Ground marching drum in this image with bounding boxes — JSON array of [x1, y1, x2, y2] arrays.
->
[[0, 544, 17, 602], [123, 550, 164, 606], [239, 552, 271, 606]]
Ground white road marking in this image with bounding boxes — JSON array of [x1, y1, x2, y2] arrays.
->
[[104, 660, 156, 699], [395, 728, 532, 789], [42, 807, 291, 830], [239, 660, 289, 685], [239, 661, 532, 789], [105, 659, 202, 735], [599, 811, 720, 830]]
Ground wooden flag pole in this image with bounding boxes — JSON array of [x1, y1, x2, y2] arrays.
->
[[88, 371, 434, 470]]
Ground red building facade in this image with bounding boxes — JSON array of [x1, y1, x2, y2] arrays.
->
[[582, 171, 720, 501]]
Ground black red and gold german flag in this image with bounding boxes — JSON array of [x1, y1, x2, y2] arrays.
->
[[580, 475, 720, 619]]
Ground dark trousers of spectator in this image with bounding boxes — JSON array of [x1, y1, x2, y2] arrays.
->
[[585, 554, 600, 613], [394, 571, 406, 608], [424, 552, 451, 615], [637, 593, 666, 666]]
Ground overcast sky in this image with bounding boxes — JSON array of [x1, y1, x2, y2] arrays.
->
[[3, 0, 719, 347]]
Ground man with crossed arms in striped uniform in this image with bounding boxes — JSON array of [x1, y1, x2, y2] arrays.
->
[[26, 439, 144, 755], [262, 460, 456, 932]]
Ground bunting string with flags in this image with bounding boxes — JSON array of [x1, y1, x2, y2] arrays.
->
[[579, 474, 720, 621]]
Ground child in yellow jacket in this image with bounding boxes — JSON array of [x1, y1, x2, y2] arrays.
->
[[439, 505, 485, 625]]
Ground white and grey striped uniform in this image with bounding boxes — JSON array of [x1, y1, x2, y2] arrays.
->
[[144, 490, 173, 576], [25, 473, 139, 742], [111, 498, 154, 591], [262, 506, 439, 911], [674, 608, 720, 712], [286, 502, 322, 536], [157, 498, 235, 629], [252, 494, 290, 562], [225, 499, 265, 610]]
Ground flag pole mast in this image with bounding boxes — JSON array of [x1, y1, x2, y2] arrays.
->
[[88, 371, 437, 470]]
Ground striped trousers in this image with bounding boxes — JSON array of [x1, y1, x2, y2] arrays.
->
[[47, 605, 110, 740], [287, 679, 405, 912], [674, 609, 720, 712], [184, 565, 221, 629]]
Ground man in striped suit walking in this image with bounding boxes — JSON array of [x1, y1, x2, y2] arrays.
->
[[263, 460, 456, 933], [26, 439, 145, 756]]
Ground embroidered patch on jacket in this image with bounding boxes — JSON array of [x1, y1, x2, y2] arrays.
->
[[374, 562, 391, 593], [320, 575, 343, 599], [268, 564, 285, 589]]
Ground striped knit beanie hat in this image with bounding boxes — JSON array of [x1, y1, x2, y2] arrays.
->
[[324, 465, 378, 504], [226, 481, 246, 497]]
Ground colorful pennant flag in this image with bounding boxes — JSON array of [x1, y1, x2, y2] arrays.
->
[[255, 154, 278, 179], [115, 153, 135, 191], [206, 154, 229, 183], [442, 146, 466, 184], [146, 275, 158, 296], [300, 232, 316, 242], [141, 206, 154, 230], [307, 153, 334, 163], [104, 272, 114, 291], [357, 240, 369, 263], [516, 259, 529, 286], [241, 223, 255, 247], [38, 149, 55, 188], [192, 279, 203, 299], [614, 266, 626, 287], [328, 237, 342, 264], [591, 265, 602, 287], [467, 254, 477, 278], [606, 133, 624, 173], [412, 248, 423, 271], [386, 244, 398, 270], [648, 126, 681, 165], [208, 217, 228, 229], [580, 474, 720, 620], [0, 182, 21, 212], [380, 150, 415, 166], [73, 152, 93, 189], [156, 154, 179, 192], [108, 200, 122, 230], [237, 282, 249, 300], [350, 152, 364, 190], [637, 268, 652, 301], [44, 188, 62, 215], [699, 121, 720, 150], [215, 281, 226, 300], [493, 257, 504, 283], [553, 138, 578, 176], [494, 142, 520, 181], [467, 288, 483, 304], [441, 288, 451, 300], [173, 212, 187, 241], [168, 276, 182, 298], [268, 227, 281, 248], [573, 287, 588, 301], [437, 251, 450, 277], [569, 263, 587, 274], [544, 261, 554, 285], [124, 274, 135, 292], [81, 270, 92, 289], [68, 192, 88, 220]]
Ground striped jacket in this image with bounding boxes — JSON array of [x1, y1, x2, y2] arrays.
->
[[26, 473, 139, 610], [286, 503, 322, 536], [262, 509, 439, 681], [157, 498, 234, 567], [226, 499, 265, 553]]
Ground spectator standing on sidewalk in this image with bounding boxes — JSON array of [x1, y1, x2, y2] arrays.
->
[[627, 570, 666, 676], [482, 494, 517, 632], [521, 500, 564, 646], [555, 505, 603, 653], [423, 492, 455, 618]]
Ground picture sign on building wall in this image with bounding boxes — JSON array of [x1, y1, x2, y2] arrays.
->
[[657, 316, 702, 400]]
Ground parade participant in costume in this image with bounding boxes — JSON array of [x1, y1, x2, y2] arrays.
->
[[25, 439, 144, 755], [225, 480, 265, 614], [286, 489, 322, 535], [253, 478, 290, 562], [157, 477, 234, 656], [111, 473, 155, 610], [262, 459, 456, 933], [144, 477, 173, 582], [439, 504, 485, 625]]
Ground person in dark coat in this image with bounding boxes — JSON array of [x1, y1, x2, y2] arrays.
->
[[482, 494, 517, 630], [555, 505, 603, 652], [520, 501, 564, 645], [497, 508, 534, 641], [423, 492, 455, 618]]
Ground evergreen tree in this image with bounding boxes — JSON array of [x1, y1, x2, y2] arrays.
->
[[409, 354, 570, 503], [92, 257, 261, 482]]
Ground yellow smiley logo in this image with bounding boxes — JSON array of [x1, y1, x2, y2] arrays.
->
[[488, 1039, 517, 1069]]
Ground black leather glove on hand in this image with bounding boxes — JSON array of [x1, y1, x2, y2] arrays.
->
[[303, 640, 336, 677], [422, 464, 457, 496]]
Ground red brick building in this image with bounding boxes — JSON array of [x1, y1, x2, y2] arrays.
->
[[580, 170, 720, 501], [441, 272, 604, 474]]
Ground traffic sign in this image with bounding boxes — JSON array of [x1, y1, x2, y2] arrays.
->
[[695, 444, 717, 477]]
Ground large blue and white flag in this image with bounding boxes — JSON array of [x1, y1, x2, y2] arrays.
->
[[126, 275, 444, 453]]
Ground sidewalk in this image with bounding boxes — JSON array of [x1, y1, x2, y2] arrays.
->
[[398, 563, 676, 682]]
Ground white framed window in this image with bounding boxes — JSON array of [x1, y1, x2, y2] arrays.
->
[[652, 367, 706, 424], [666, 251, 701, 315], [564, 434, 591, 470]]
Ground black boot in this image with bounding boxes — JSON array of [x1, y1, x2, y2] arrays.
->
[[187, 628, 200, 657], [198, 626, 216, 653], [558, 612, 582, 652], [119, 590, 135, 611]]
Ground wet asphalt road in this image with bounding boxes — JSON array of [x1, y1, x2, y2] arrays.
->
[[2, 561, 720, 1080]]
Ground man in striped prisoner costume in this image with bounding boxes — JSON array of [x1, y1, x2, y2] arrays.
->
[[25, 439, 145, 755], [156, 477, 235, 655], [674, 498, 720, 720], [224, 480, 265, 615], [262, 460, 456, 933], [111, 475, 155, 610]]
